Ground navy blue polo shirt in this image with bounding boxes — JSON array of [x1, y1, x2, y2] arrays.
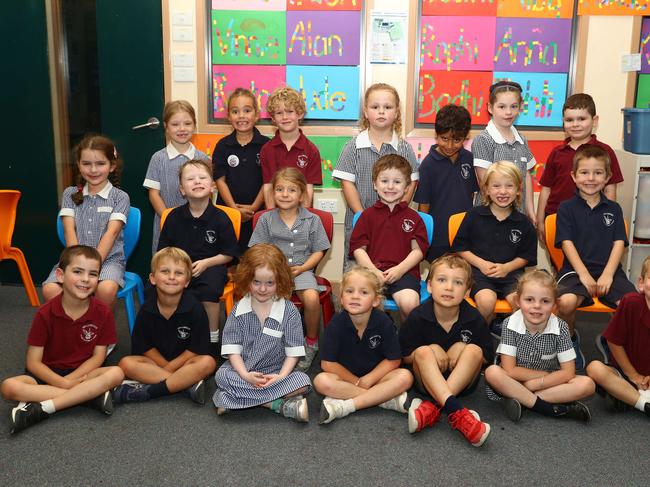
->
[[555, 192, 628, 275], [131, 289, 212, 361], [399, 298, 494, 363], [158, 203, 240, 261], [212, 128, 268, 206], [451, 205, 537, 267], [320, 309, 402, 377], [414, 146, 478, 248]]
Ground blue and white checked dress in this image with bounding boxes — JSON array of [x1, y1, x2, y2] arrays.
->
[[213, 296, 312, 409]]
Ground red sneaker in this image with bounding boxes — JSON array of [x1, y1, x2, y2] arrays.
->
[[408, 398, 441, 433], [448, 407, 490, 447]]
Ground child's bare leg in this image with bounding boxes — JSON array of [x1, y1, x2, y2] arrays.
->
[[557, 293, 582, 335], [504, 291, 518, 311], [119, 356, 170, 384], [41, 283, 62, 302], [1, 376, 68, 403], [412, 346, 453, 404], [164, 356, 216, 393], [96, 280, 119, 309], [202, 301, 221, 334], [445, 342, 483, 395], [296, 289, 321, 340], [392, 289, 420, 321], [536, 376, 595, 403], [587, 361, 641, 406], [474, 289, 497, 324], [485, 365, 538, 407], [51, 367, 123, 411]]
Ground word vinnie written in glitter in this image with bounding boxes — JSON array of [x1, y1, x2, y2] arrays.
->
[[521, 79, 554, 118], [214, 18, 281, 60], [289, 21, 343, 57], [420, 25, 480, 71], [297, 75, 346, 112], [418, 77, 485, 118], [494, 28, 557, 66]]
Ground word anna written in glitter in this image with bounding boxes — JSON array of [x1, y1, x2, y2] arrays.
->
[[494, 28, 557, 66]]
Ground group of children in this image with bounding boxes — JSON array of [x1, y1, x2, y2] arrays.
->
[[2, 80, 649, 444]]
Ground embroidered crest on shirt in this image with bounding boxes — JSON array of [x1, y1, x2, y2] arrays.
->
[[297, 154, 308, 168], [256, 153, 261, 165], [461, 164, 471, 180], [368, 334, 382, 349], [603, 213, 614, 227], [460, 329, 473, 343], [509, 229, 522, 244], [205, 230, 217, 244], [402, 219, 415, 233], [80, 324, 98, 342], [177, 326, 191, 340], [227, 155, 239, 167]]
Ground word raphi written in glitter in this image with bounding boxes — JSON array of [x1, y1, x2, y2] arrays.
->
[[494, 28, 558, 66], [211, 12, 285, 64], [288, 21, 343, 57], [418, 76, 486, 118], [420, 25, 480, 71]]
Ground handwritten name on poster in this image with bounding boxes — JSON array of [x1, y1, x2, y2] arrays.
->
[[578, 0, 648, 15], [212, 0, 285, 10], [287, 0, 361, 11], [421, 0, 497, 16], [642, 17, 650, 74], [497, 0, 574, 19]]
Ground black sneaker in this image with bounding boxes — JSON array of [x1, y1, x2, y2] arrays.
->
[[489, 318, 503, 340], [502, 398, 522, 422], [186, 380, 206, 405], [11, 402, 49, 434], [645, 403, 650, 417], [564, 401, 591, 422], [571, 331, 586, 371], [113, 382, 151, 403], [603, 391, 627, 413], [89, 390, 114, 415], [595, 334, 610, 364]]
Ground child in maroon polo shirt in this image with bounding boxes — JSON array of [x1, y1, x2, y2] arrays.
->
[[1, 245, 124, 434], [260, 87, 322, 209], [350, 154, 429, 321]]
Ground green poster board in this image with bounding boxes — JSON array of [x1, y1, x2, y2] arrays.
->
[[637, 74, 650, 109], [310, 135, 351, 189]]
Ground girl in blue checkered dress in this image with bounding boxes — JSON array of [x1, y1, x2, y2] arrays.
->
[[484, 270, 595, 422], [213, 244, 312, 422], [42, 135, 129, 309]]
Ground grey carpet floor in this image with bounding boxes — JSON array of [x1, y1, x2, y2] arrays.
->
[[0, 285, 648, 486]]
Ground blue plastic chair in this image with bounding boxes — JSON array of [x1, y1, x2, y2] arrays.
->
[[57, 207, 145, 333], [352, 210, 434, 311]]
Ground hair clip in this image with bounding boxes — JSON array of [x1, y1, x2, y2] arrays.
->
[[113, 147, 119, 159], [489, 81, 522, 94]]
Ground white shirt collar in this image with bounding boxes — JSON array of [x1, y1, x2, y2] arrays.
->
[[485, 119, 524, 145], [82, 180, 113, 199], [235, 294, 286, 323], [355, 129, 399, 150], [506, 309, 560, 335], [166, 142, 196, 160]]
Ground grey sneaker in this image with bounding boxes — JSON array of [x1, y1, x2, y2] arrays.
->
[[280, 396, 309, 423], [502, 398, 522, 422], [90, 390, 114, 415], [113, 381, 150, 403], [11, 402, 49, 434], [186, 380, 206, 405], [379, 392, 408, 414], [296, 341, 319, 372], [319, 397, 352, 425]]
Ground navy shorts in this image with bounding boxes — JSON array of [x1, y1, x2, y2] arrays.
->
[[24, 367, 75, 385], [385, 273, 420, 298], [189, 264, 227, 303], [557, 268, 636, 308], [425, 244, 452, 263], [470, 268, 521, 300]]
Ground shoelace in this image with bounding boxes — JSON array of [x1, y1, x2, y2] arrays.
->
[[449, 409, 479, 435], [415, 401, 440, 429]]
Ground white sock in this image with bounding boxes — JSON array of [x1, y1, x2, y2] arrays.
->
[[40, 399, 56, 414], [634, 394, 648, 412], [342, 398, 356, 415], [210, 331, 219, 343]]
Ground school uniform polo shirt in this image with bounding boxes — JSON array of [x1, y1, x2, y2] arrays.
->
[[349, 201, 429, 280], [414, 146, 478, 248], [451, 205, 537, 266], [603, 292, 650, 375], [320, 309, 402, 377], [555, 193, 627, 275], [158, 203, 239, 261], [260, 129, 322, 185], [399, 299, 493, 362], [27, 295, 117, 369], [213, 128, 268, 206], [539, 135, 624, 215], [131, 289, 211, 361]]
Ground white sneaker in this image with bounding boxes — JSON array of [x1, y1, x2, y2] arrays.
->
[[296, 341, 319, 372], [379, 391, 408, 413], [279, 396, 309, 423], [319, 397, 352, 425]]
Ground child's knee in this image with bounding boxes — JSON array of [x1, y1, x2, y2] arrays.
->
[[197, 355, 217, 375], [585, 360, 606, 381], [0, 378, 21, 401], [460, 343, 484, 363], [118, 356, 137, 376], [104, 366, 125, 386], [557, 294, 578, 314], [394, 368, 414, 390], [313, 372, 335, 395], [484, 364, 504, 385], [575, 375, 596, 396], [413, 345, 435, 365]]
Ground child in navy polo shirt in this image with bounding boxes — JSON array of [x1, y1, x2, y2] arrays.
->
[[399, 254, 492, 446], [213, 88, 269, 253], [260, 87, 322, 208], [587, 255, 650, 417], [114, 247, 216, 404], [350, 154, 429, 321], [158, 159, 239, 346], [315, 266, 413, 425], [452, 161, 536, 329], [1, 246, 124, 434], [415, 104, 478, 262], [555, 145, 635, 370]]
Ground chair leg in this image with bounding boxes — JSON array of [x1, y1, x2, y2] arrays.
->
[[124, 291, 136, 334], [8, 248, 41, 307], [321, 296, 334, 328]]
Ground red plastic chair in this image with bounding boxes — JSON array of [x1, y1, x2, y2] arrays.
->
[[252, 208, 335, 327], [0, 190, 41, 307]]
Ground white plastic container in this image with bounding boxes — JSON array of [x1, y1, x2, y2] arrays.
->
[[634, 173, 650, 239]]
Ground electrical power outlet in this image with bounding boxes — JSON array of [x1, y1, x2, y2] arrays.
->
[[317, 199, 338, 213]]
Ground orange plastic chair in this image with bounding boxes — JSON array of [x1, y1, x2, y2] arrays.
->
[[448, 212, 513, 314], [160, 204, 241, 315], [544, 213, 615, 313], [0, 190, 41, 307]]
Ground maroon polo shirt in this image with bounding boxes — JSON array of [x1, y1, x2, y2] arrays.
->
[[539, 135, 624, 215], [27, 294, 117, 370], [603, 292, 650, 376], [349, 201, 429, 280], [260, 129, 323, 185]]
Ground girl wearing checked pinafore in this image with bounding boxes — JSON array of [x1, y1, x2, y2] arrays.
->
[[213, 244, 312, 422]]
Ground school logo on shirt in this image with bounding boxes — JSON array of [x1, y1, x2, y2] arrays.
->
[[368, 335, 382, 349], [460, 329, 473, 343], [509, 229, 522, 244], [177, 326, 191, 340], [80, 324, 98, 342], [227, 155, 239, 167], [297, 154, 308, 168], [255, 153, 261, 165], [461, 164, 471, 180], [603, 213, 614, 227], [205, 230, 217, 244], [402, 219, 415, 233]]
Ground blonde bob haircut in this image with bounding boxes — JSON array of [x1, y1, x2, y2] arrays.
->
[[341, 265, 384, 307], [151, 247, 193, 277], [481, 160, 522, 209], [235, 244, 294, 300]]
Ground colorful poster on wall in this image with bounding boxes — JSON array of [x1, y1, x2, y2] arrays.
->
[[417, 70, 492, 124], [493, 18, 571, 73], [422, 0, 497, 16], [642, 17, 650, 74], [211, 10, 286, 65], [420, 16, 496, 71], [287, 0, 361, 11], [637, 74, 650, 108], [286, 11, 361, 65], [577, 0, 649, 15], [213, 0, 285, 10], [192, 133, 225, 159], [497, 0, 574, 19], [286, 65, 360, 120], [310, 136, 351, 188], [493, 71, 567, 127]]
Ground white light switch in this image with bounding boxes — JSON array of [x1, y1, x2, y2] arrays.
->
[[172, 26, 193, 42], [173, 67, 195, 82], [173, 53, 194, 67], [172, 11, 192, 26]]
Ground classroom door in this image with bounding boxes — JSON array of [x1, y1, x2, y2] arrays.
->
[[96, 0, 165, 277]]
